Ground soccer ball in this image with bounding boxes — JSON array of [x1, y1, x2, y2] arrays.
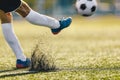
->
[[75, 0, 97, 17]]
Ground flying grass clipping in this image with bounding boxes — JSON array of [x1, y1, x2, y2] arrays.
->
[[30, 41, 57, 72]]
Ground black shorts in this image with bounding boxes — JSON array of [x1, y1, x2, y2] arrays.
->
[[0, 0, 21, 13]]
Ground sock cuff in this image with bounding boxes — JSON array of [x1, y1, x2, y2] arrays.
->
[[1, 23, 12, 26], [25, 10, 35, 19], [1, 23, 13, 31]]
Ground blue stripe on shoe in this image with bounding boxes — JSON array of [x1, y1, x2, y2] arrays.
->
[[51, 17, 72, 35]]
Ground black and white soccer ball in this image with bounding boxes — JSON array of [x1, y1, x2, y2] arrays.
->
[[75, 0, 97, 17]]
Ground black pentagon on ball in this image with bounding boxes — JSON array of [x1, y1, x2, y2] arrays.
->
[[91, 6, 96, 12], [80, 4, 86, 10], [87, 0, 92, 1], [82, 14, 92, 17]]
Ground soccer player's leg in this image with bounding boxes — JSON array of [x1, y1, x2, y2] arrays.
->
[[0, 10, 30, 69], [15, 1, 72, 35]]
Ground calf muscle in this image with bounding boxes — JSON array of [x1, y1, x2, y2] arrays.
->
[[15, 1, 31, 17]]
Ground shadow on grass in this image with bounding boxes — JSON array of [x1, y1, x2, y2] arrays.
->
[[0, 68, 17, 73], [0, 67, 120, 78], [0, 68, 39, 78]]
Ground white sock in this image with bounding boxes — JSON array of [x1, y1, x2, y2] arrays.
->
[[25, 10, 60, 29], [1, 23, 26, 61]]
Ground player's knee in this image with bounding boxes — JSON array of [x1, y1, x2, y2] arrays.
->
[[0, 10, 12, 23], [15, 1, 31, 17]]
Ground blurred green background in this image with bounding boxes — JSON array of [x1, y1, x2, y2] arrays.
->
[[22, 0, 120, 17]]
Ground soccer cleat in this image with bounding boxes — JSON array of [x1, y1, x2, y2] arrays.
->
[[51, 17, 72, 35], [16, 58, 31, 69]]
